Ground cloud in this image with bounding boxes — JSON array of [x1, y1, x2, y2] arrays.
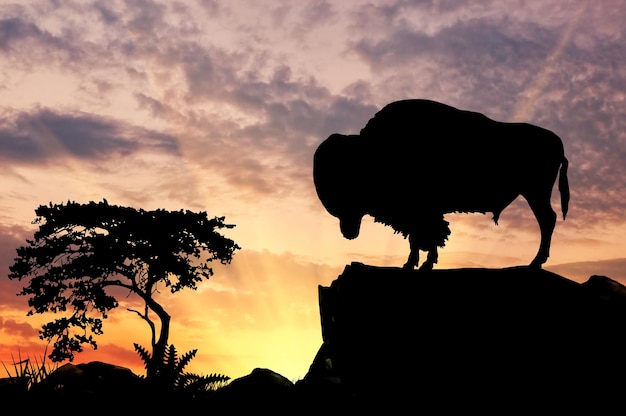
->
[[0, 108, 180, 165], [0, 13, 88, 69], [0, 17, 40, 51], [93, 3, 120, 25], [0, 2, 376, 206], [197, 0, 222, 16], [125, 0, 167, 36], [300, 0, 334, 25], [0, 224, 31, 307], [0, 339, 51, 367], [133, 67, 378, 199], [0, 317, 38, 338], [0, 16, 56, 53]]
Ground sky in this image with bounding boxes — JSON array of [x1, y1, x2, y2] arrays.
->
[[0, 0, 625, 382]]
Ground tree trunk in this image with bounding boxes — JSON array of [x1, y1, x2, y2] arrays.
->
[[146, 299, 171, 380]]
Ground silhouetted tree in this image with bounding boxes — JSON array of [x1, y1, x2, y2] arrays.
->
[[8, 200, 240, 378]]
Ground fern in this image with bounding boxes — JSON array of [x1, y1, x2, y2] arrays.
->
[[160, 344, 176, 383], [162, 344, 198, 387], [172, 347, 197, 380], [133, 342, 229, 396], [179, 372, 230, 391], [133, 343, 151, 371]]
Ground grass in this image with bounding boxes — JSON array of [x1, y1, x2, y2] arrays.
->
[[1, 347, 58, 393]]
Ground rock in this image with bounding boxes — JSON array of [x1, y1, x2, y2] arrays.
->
[[307, 262, 626, 411], [0, 376, 26, 400], [32, 361, 141, 396], [226, 367, 294, 395], [214, 368, 296, 412], [296, 343, 353, 413], [29, 361, 145, 411]]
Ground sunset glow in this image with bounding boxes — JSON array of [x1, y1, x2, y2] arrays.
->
[[1, 1, 625, 382]]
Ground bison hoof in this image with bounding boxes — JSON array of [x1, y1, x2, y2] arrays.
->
[[418, 262, 434, 271]]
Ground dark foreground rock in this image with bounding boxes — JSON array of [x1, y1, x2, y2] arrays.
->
[[302, 262, 626, 412]]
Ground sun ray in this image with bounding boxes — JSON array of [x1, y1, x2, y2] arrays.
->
[[512, 1, 588, 121]]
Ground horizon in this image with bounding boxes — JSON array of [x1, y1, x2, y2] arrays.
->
[[1, 1, 625, 382]]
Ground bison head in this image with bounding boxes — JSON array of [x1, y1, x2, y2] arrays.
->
[[313, 133, 367, 240]]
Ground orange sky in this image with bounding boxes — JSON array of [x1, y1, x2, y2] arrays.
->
[[1, 1, 625, 382]]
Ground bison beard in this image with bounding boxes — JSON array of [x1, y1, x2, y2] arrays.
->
[[313, 99, 569, 270]]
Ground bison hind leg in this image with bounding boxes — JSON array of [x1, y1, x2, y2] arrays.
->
[[525, 191, 558, 268]]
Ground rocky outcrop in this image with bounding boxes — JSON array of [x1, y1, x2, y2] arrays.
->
[[304, 262, 626, 411]]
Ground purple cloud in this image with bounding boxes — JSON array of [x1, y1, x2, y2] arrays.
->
[[0, 109, 180, 164]]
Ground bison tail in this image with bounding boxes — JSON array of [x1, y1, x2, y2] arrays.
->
[[559, 156, 570, 220]]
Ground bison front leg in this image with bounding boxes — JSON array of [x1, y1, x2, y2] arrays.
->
[[403, 235, 438, 271], [419, 247, 438, 271], [403, 234, 419, 269]]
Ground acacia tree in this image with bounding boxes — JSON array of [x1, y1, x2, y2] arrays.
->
[[8, 200, 240, 378]]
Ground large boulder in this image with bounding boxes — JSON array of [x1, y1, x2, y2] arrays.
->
[[305, 262, 626, 411]]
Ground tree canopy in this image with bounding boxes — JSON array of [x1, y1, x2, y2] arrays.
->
[[8, 200, 240, 375]]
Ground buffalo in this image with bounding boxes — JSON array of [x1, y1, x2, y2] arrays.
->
[[313, 99, 569, 270]]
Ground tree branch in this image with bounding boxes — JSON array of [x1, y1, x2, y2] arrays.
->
[[128, 303, 156, 348]]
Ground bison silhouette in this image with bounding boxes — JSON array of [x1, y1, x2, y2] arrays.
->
[[313, 99, 569, 270]]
